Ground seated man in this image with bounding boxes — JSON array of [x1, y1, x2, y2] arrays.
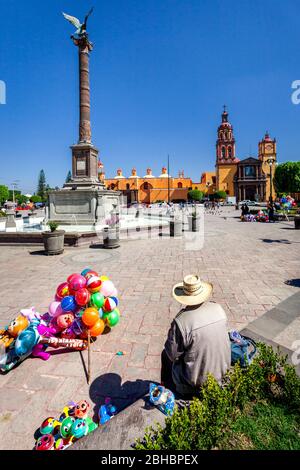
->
[[161, 274, 231, 397]]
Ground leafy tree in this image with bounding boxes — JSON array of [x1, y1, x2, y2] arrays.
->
[[16, 194, 28, 205], [65, 170, 72, 183], [214, 190, 227, 200], [37, 170, 46, 200], [30, 195, 42, 203], [274, 162, 300, 194], [188, 190, 203, 201], [0, 185, 9, 204]]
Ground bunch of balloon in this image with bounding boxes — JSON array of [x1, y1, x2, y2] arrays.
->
[[50, 268, 120, 384]]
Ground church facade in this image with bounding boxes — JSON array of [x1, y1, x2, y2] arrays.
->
[[102, 108, 277, 204], [215, 107, 277, 202]]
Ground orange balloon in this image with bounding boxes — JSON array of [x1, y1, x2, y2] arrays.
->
[[89, 319, 105, 337], [82, 307, 99, 327]]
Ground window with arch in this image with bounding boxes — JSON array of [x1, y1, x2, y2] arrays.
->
[[228, 146, 232, 158], [221, 146, 226, 158], [178, 182, 183, 188], [141, 182, 152, 191], [126, 183, 130, 190]]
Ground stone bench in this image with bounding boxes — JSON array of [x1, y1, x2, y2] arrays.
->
[[71, 395, 166, 450]]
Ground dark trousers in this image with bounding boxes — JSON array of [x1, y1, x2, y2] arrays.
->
[[161, 350, 196, 399], [161, 350, 176, 392]]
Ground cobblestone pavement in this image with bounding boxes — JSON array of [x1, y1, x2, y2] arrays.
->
[[0, 209, 299, 449]]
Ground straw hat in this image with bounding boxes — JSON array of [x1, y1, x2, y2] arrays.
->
[[172, 274, 213, 306]]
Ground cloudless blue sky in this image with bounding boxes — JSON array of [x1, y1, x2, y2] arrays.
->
[[1, 0, 300, 193]]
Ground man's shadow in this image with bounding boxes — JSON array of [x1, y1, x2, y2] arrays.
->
[[89, 373, 156, 421]]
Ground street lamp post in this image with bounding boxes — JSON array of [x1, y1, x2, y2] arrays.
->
[[11, 180, 20, 204], [267, 158, 276, 203], [167, 154, 170, 205]]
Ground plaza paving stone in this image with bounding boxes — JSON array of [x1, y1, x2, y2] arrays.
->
[[0, 209, 300, 449]]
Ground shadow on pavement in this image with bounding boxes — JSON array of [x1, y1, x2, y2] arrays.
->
[[285, 279, 300, 288], [260, 238, 291, 244], [28, 250, 47, 255], [89, 373, 153, 421]]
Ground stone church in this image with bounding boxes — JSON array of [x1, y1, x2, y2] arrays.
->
[[215, 107, 277, 202]]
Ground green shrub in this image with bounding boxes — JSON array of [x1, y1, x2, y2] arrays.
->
[[47, 220, 59, 232], [188, 190, 203, 201], [136, 343, 300, 450]]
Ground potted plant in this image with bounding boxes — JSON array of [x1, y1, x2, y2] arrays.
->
[[294, 214, 300, 230], [188, 210, 200, 232], [103, 206, 120, 249], [42, 221, 65, 255]]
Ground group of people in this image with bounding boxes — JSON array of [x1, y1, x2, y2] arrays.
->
[[204, 201, 221, 215], [241, 201, 275, 222]]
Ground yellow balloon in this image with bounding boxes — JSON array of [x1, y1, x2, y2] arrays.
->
[[100, 275, 109, 281]]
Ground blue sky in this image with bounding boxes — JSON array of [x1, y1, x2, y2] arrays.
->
[[1, 0, 300, 193]]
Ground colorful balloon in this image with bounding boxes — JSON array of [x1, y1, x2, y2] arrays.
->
[[87, 276, 102, 293], [84, 270, 99, 281], [100, 275, 109, 282], [71, 419, 88, 439], [111, 287, 118, 297], [102, 311, 110, 322], [82, 307, 99, 327], [90, 292, 105, 309], [101, 280, 115, 297], [56, 313, 74, 329], [68, 274, 87, 292], [48, 301, 63, 318], [56, 282, 70, 300], [89, 319, 105, 337], [61, 295, 77, 312], [103, 297, 117, 313], [74, 400, 91, 419], [75, 288, 91, 307], [107, 309, 120, 328], [98, 308, 104, 319], [35, 434, 55, 451], [81, 268, 93, 277], [40, 417, 59, 435], [67, 273, 78, 283], [60, 416, 76, 439]]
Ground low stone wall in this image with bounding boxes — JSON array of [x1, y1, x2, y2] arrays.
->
[[71, 396, 166, 451], [0, 231, 98, 247]]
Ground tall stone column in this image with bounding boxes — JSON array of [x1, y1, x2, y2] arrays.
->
[[65, 35, 102, 188], [76, 37, 92, 143]]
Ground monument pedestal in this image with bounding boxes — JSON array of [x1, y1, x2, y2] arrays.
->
[[48, 188, 120, 226], [48, 144, 120, 226]]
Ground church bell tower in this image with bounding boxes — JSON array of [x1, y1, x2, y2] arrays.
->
[[215, 106, 239, 196]]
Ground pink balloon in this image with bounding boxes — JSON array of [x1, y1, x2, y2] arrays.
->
[[48, 301, 63, 318], [111, 287, 118, 297], [101, 280, 115, 297], [68, 274, 87, 292]]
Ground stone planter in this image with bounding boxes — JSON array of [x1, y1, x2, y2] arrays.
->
[[42, 230, 65, 255], [103, 227, 120, 249], [294, 215, 300, 230], [170, 218, 182, 237], [188, 216, 200, 232]]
